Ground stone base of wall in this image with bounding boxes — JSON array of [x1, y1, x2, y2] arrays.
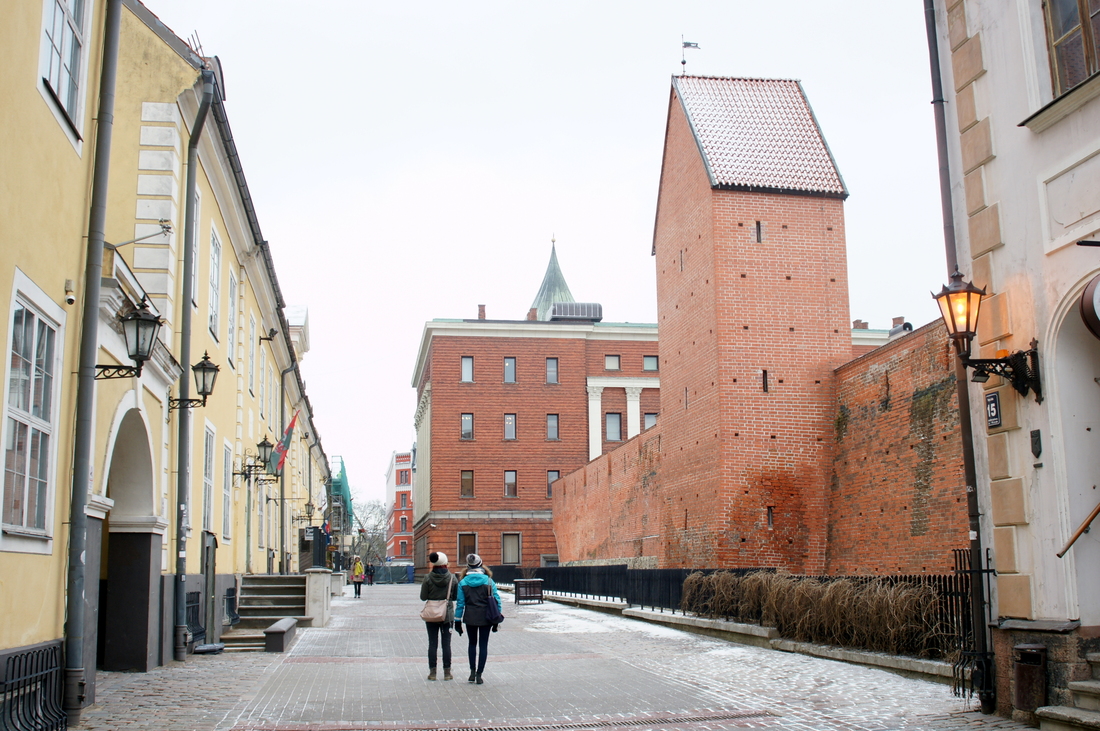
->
[[561, 556, 658, 569], [991, 621, 1100, 719]]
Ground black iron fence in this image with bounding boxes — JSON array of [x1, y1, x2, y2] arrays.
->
[[185, 591, 205, 645], [224, 587, 240, 627], [491, 564, 967, 659], [0, 640, 66, 731]]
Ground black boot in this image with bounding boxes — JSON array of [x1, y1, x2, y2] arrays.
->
[[468, 670, 476, 682], [475, 672, 483, 685], [427, 667, 437, 681]]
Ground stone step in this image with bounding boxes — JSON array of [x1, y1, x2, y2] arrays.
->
[[235, 615, 312, 631], [1070, 680, 1100, 712], [1037, 705, 1100, 731], [239, 594, 306, 606], [1088, 654, 1100, 680], [239, 606, 305, 618]]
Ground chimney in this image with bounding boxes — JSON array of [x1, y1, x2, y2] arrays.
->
[[527, 308, 538, 321], [478, 304, 486, 320], [852, 319, 869, 330], [892, 316, 906, 327]]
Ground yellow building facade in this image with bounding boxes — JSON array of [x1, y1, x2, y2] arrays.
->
[[1, 0, 332, 719]]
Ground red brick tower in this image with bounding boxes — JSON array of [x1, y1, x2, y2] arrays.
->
[[653, 77, 851, 573]]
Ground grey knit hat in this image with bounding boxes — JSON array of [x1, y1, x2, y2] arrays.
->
[[466, 553, 483, 568]]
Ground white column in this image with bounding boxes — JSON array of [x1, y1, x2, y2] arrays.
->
[[625, 386, 643, 439], [587, 384, 604, 460]]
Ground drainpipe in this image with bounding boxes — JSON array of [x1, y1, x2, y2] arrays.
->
[[174, 68, 215, 663], [924, 0, 995, 713], [64, 0, 123, 723], [278, 362, 296, 574]]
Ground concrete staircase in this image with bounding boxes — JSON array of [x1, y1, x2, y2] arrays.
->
[[219, 575, 310, 653], [1038, 654, 1100, 730]]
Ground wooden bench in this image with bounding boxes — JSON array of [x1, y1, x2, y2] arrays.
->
[[263, 617, 298, 652]]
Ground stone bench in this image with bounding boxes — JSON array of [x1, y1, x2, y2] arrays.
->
[[263, 617, 297, 652]]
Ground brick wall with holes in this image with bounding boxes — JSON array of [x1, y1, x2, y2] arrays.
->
[[552, 89, 968, 574], [828, 321, 967, 574]]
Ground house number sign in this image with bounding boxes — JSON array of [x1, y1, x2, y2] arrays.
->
[[986, 392, 1002, 429]]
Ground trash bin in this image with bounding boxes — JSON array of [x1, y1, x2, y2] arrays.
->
[[1013, 644, 1047, 712]]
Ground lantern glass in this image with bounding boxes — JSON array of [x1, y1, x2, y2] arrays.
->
[[121, 302, 162, 364], [305, 501, 314, 518], [257, 436, 274, 464], [934, 271, 985, 355], [192, 352, 220, 398]]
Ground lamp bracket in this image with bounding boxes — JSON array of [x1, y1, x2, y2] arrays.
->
[[963, 339, 1042, 403], [169, 396, 208, 411], [95, 364, 143, 380]]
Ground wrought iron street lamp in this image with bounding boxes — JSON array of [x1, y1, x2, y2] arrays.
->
[[95, 299, 162, 379], [934, 269, 1042, 402], [169, 352, 220, 410], [234, 437, 277, 480]]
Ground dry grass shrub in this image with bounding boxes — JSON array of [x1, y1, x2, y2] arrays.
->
[[680, 571, 951, 658]]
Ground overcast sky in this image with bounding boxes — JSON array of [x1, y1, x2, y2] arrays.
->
[[139, 1, 949, 504]]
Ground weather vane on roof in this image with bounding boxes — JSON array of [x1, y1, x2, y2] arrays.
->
[[681, 36, 700, 75]]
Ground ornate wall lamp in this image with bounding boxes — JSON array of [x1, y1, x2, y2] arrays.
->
[[934, 269, 1042, 403], [94, 299, 163, 379], [169, 352, 221, 410], [234, 437, 277, 480]]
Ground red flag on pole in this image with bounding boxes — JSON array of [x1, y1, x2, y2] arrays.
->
[[268, 411, 299, 475]]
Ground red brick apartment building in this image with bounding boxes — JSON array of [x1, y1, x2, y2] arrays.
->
[[552, 76, 969, 574], [384, 451, 414, 562], [410, 249, 660, 569]]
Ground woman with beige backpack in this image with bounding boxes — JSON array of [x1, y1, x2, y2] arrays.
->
[[419, 551, 458, 680]]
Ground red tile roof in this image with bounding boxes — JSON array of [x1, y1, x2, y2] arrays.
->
[[673, 76, 847, 198]]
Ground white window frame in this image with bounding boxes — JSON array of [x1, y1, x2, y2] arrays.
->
[[191, 189, 201, 307], [226, 273, 237, 368], [208, 226, 222, 339], [605, 354, 621, 371], [1, 271, 65, 553], [202, 426, 215, 532], [37, 0, 92, 151], [504, 470, 517, 498], [606, 412, 622, 442], [259, 348, 266, 419], [248, 315, 256, 394], [460, 356, 474, 383], [257, 484, 265, 549], [502, 533, 521, 565], [268, 366, 275, 426], [222, 442, 232, 540]]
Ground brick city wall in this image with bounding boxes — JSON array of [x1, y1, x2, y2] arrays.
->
[[828, 321, 968, 574]]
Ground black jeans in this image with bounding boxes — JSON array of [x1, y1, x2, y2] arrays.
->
[[466, 624, 491, 674], [426, 621, 451, 669], [353, 581, 362, 597]]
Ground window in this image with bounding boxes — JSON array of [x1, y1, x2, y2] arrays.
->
[[397, 469, 410, 485], [226, 274, 237, 367], [1045, 0, 1100, 96], [503, 357, 516, 383], [203, 428, 215, 532], [546, 357, 558, 384], [257, 485, 264, 548], [400, 492, 407, 508], [208, 228, 222, 337], [547, 470, 560, 498], [546, 414, 559, 440], [461, 470, 474, 497], [461, 413, 474, 440], [248, 316, 256, 394], [400, 516, 407, 532], [644, 413, 658, 430], [191, 191, 200, 306], [504, 470, 517, 497], [606, 412, 622, 442], [42, 0, 86, 124], [605, 354, 620, 371], [504, 414, 517, 440], [502, 533, 520, 565], [461, 356, 474, 382], [3, 297, 59, 534], [268, 367, 274, 426], [259, 347, 266, 417], [222, 445, 232, 538], [643, 355, 659, 371], [458, 533, 477, 560], [400, 540, 408, 557]]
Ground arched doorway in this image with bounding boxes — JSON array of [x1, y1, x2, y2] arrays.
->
[[1054, 293, 1100, 626], [99, 409, 163, 671]]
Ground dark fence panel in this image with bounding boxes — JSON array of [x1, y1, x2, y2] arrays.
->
[[186, 591, 205, 645], [0, 641, 66, 731]]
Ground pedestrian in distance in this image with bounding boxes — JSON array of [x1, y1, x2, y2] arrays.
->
[[454, 553, 503, 685], [366, 562, 375, 586], [420, 552, 458, 680], [351, 556, 365, 598]]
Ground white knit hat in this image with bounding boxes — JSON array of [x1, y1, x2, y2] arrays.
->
[[429, 551, 448, 566]]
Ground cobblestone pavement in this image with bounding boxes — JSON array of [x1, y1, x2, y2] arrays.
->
[[77, 584, 1031, 731]]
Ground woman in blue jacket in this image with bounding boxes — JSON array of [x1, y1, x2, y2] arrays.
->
[[453, 553, 503, 684]]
